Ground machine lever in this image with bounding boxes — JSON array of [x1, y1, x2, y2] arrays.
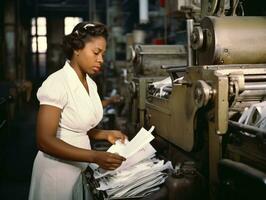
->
[[228, 120, 266, 139], [161, 65, 186, 71], [161, 65, 187, 82]]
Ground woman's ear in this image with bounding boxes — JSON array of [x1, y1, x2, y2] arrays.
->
[[74, 50, 79, 56]]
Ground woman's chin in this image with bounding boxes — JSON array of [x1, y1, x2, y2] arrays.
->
[[88, 69, 100, 75], [93, 67, 100, 73]]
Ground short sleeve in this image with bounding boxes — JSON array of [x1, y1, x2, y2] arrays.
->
[[37, 75, 67, 109]]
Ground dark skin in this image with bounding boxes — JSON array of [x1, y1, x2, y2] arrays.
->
[[102, 95, 122, 107], [37, 36, 126, 170]]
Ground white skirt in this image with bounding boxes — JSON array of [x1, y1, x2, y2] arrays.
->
[[28, 129, 90, 200]]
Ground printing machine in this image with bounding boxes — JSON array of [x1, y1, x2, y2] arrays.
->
[[143, 16, 266, 199], [126, 44, 187, 133], [81, 1, 266, 199]]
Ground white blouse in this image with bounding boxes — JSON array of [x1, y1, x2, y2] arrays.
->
[[29, 61, 104, 200], [37, 61, 103, 146]]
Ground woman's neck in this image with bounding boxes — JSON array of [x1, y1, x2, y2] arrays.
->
[[69, 60, 86, 83]]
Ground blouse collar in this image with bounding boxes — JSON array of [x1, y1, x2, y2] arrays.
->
[[62, 60, 93, 92]]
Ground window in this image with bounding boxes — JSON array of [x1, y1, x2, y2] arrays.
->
[[31, 17, 47, 53], [31, 17, 47, 77], [64, 17, 83, 35]]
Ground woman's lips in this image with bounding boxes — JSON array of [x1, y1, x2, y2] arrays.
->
[[92, 66, 100, 72]]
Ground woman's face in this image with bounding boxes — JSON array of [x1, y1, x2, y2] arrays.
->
[[76, 36, 106, 75]]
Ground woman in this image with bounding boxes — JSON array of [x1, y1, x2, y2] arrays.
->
[[28, 22, 126, 200]]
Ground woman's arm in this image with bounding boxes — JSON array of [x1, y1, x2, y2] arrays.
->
[[88, 129, 127, 144], [101, 95, 122, 107], [37, 105, 125, 169]]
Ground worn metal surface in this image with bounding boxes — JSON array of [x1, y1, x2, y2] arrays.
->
[[129, 45, 187, 76], [146, 64, 266, 152], [192, 16, 266, 65]]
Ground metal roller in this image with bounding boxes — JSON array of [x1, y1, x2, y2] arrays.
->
[[191, 16, 266, 65], [244, 82, 266, 90]]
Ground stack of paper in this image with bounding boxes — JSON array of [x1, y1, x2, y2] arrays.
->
[[150, 76, 184, 97], [90, 126, 173, 199]]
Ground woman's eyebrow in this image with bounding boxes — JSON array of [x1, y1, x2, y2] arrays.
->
[[93, 47, 102, 52], [94, 47, 106, 53]]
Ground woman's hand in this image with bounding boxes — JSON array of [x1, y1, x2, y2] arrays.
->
[[94, 151, 126, 170], [109, 95, 123, 104], [106, 130, 127, 144], [102, 95, 123, 107]]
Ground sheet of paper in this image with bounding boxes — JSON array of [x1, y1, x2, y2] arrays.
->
[[94, 143, 156, 179], [115, 173, 167, 198], [107, 126, 155, 158], [96, 159, 173, 191], [90, 126, 174, 199], [110, 172, 166, 197]]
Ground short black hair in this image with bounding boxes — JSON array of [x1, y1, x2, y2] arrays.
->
[[62, 21, 108, 60]]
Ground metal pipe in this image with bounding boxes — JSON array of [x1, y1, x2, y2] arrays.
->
[[186, 19, 194, 66], [139, 0, 149, 24], [244, 82, 266, 90], [139, 52, 185, 55], [219, 159, 266, 185], [161, 65, 187, 70], [228, 120, 266, 137], [163, 86, 172, 93], [239, 90, 266, 97], [244, 75, 266, 81]]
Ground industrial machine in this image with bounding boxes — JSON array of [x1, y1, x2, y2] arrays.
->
[[78, 1, 266, 199], [80, 1, 266, 199], [125, 44, 187, 133], [144, 16, 266, 199]]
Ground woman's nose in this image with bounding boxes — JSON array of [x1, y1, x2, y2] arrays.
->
[[97, 54, 104, 63]]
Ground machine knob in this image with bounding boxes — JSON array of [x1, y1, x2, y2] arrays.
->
[[191, 26, 204, 50], [128, 81, 136, 97], [127, 46, 136, 62], [194, 80, 214, 107]]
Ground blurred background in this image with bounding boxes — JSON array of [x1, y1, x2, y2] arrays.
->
[[0, 0, 266, 199]]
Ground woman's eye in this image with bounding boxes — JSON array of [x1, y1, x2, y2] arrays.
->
[[94, 52, 99, 55]]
